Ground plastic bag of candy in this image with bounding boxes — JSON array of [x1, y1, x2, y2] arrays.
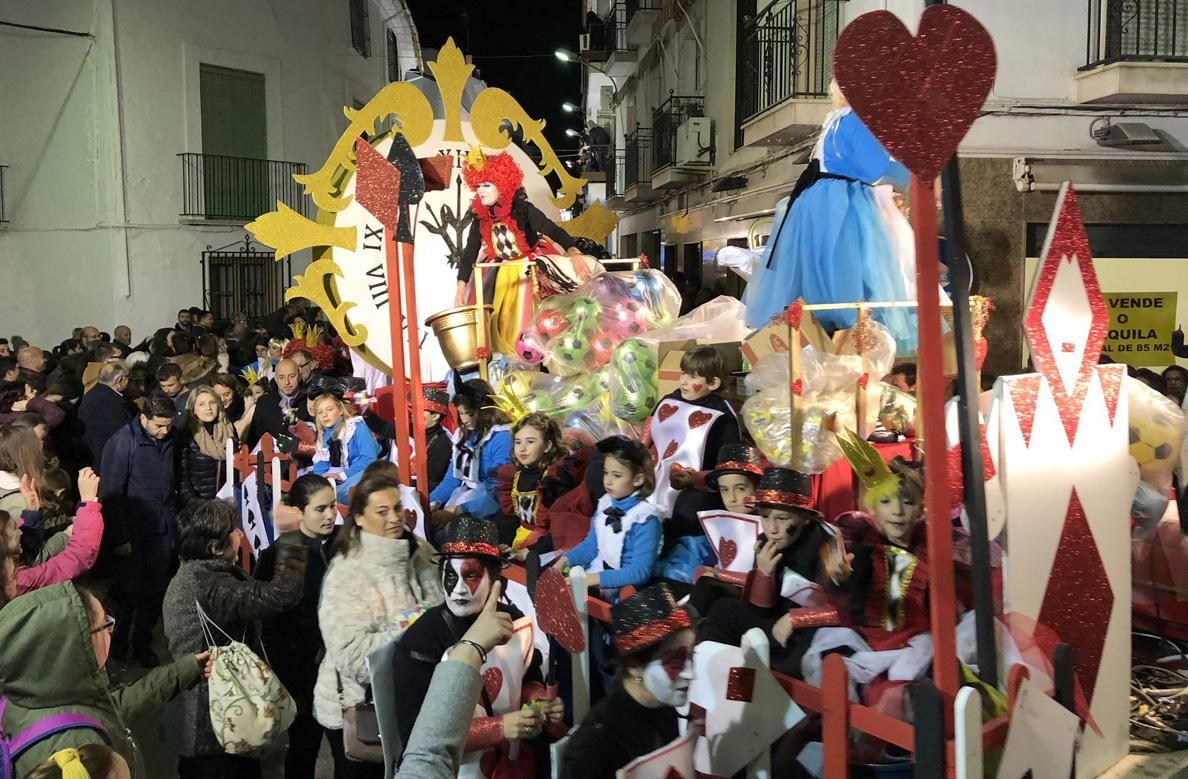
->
[[741, 321, 897, 473], [607, 296, 753, 423], [516, 270, 681, 376]]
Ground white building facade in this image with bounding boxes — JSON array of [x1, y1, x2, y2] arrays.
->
[[576, 0, 1188, 374], [0, 0, 421, 348]]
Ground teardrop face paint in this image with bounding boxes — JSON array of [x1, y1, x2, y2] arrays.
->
[[442, 558, 492, 617]]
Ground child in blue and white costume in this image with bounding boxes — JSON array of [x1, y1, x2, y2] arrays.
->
[[428, 379, 512, 537], [310, 391, 381, 503], [558, 436, 663, 599], [744, 81, 919, 354]]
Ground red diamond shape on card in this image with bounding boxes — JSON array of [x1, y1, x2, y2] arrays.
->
[[726, 666, 756, 702], [1037, 489, 1113, 705], [1023, 185, 1107, 446]]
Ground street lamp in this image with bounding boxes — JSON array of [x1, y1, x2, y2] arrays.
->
[[565, 128, 581, 138], [554, 47, 620, 94], [562, 102, 580, 113]]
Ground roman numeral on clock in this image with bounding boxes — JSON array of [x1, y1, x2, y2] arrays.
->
[[366, 263, 387, 308], [362, 224, 383, 251]]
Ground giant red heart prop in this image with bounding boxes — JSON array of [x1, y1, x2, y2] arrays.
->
[[718, 538, 738, 568], [535, 567, 587, 653], [657, 404, 678, 423], [832, 5, 996, 181], [483, 667, 504, 702]]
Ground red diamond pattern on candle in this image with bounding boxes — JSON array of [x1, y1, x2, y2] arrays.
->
[[1022, 185, 1108, 446], [1006, 375, 1041, 448], [1037, 488, 1114, 705], [353, 137, 400, 232], [1098, 363, 1125, 427]]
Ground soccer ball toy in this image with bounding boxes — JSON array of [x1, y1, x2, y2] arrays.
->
[[553, 334, 591, 368], [534, 308, 570, 341], [516, 331, 544, 364], [587, 329, 621, 369]]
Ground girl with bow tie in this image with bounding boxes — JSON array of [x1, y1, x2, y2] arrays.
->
[[556, 437, 662, 599]]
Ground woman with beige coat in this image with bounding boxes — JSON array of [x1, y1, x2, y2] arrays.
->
[[313, 468, 443, 778]]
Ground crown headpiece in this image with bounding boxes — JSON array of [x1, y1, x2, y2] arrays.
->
[[836, 428, 901, 508]]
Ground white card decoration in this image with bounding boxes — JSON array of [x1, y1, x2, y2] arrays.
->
[[944, 393, 1006, 540], [688, 641, 804, 777], [698, 511, 761, 573], [399, 483, 427, 541], [999, 184, 1131, 777], [996, 678, 1079, 779], [616, 733, 694, 779]]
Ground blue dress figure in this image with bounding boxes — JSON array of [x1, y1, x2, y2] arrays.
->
[[745, 98, 918, 354]]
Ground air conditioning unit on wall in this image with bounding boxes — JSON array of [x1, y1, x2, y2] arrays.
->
[[676, 117, 713, 168]]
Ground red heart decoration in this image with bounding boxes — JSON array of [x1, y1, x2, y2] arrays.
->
[[403, 508, 417, 532], [689, 411, 712, 429], [664, 769, 687, 779], [858, 372, 869, 390], [791, 379, 804, 397], [657, 404, 678, 423], [534, 567, 587, 653], [718, 538, 738, 568], [832, 5, 996, 181], [974, 337, 988, 370], [483, 667, 504, 701], [664, 440, 679, 459]]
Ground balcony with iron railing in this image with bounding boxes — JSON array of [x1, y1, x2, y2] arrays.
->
[[604, 0, 661, 78], [1077, 0, 1188, 102], [607, 149, 626, 203], [0, 165, 7, 225], [624, 128, 657, 201], [179, 153, 309, 222], [652, 93, 706, 172], [735, 0, 841, 148]]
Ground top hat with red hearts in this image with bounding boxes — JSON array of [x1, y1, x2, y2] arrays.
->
[[746, 466, 819, 515], [611, 583, 694, 656], [705, 444, 764, 491]]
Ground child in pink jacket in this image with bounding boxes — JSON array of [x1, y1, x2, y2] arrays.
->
[[4, 467, 104, 595]]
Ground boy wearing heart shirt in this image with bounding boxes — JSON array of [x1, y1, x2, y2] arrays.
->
[[645, 346, 740, 540], [698, 467, 851, 679]]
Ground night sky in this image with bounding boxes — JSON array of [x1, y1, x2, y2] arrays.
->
[[408, 0, 583, 164]]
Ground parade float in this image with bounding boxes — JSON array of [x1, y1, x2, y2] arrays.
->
[[226, 4, 1183, 774]]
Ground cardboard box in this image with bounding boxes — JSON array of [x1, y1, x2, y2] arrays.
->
[[657, 339, 745, 400], [740, 310, 831, 367]]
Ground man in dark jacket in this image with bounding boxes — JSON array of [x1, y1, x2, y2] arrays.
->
[[77, 361, 133, 470], [99, 391, 179, 668], [246, 358, 307, 449]]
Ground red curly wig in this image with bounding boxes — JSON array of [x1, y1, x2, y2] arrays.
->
[[462, 150, 524, 204]]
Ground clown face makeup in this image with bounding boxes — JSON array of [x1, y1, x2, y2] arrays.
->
[[640, 631, 695, 707], [442, 558, 494, 618], [717, 473, 757, 513], [476, 181, 500, 207], [872, 491, 923, 547]]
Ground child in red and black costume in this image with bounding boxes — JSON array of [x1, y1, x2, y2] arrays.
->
[[493, 412, 589, 556], [800, 433, 936, 731], [699, 467, 851, 679]]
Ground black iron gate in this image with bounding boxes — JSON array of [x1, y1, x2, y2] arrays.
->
[[201, 235, 291, 321]]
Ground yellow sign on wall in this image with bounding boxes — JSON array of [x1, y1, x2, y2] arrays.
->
[[1101, 292, 1177, 367]]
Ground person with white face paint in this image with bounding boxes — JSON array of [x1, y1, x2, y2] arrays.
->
[[561, 584, 696, 778], [391, 516, 563, 777]]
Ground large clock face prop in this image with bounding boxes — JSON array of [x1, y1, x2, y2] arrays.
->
[[247, 39, 585, 379]]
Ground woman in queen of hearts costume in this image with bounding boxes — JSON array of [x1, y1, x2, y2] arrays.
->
[[392, 516, 563, 777], [454, 147, 596, 357]]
